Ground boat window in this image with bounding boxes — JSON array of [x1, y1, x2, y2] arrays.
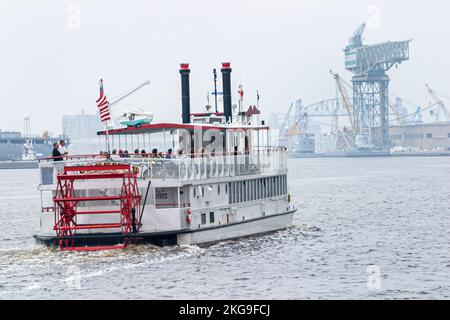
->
[[193, 187, 196, 198], [281, 176, 284, 195], [239, 182, 242, 203], [256, 179, 260, 199], [217, 184, 220, 195], [269, 178, 272, 198], [247, 181, 250, 201], [263, 178, 267, 198], [201, 213, 207, 225], [273, 177, 276, 196], [209, 212, 215, 223], [281, 176, 284, 194], [277, 176, 280, 196]]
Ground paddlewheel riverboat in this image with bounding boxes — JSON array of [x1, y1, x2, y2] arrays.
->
[[34, 63, 296, 250]]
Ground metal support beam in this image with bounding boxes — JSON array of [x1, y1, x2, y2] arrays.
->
[[352, 72, 390, 150]]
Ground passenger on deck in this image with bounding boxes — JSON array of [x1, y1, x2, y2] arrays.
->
[[134, 149, 140, 157], [59, 140, 69, 155], [118, 149, 124, 158], [177, 150, 188, 159], [111, 149, 120, 159], [123, 150, 130, 158], [52, 142, 63, 161], [151, 148, 158, 158], [165, 148, 173, 159], [141, 149, 147, 157]]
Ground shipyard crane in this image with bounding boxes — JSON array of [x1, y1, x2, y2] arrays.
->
[[344, 23, 411, 151], [348, 23, 366, 47], [330, 71, 355, 132], [425, 83, 449, 122], [280, 102, 294, 138]]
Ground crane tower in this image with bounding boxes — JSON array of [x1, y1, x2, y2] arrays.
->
[[344, 23, 411, 151]]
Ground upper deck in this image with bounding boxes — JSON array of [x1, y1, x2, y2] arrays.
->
[[38, 147, 288, 187]]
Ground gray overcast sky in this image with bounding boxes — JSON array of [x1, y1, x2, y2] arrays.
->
[[0, 0, 448, 135]]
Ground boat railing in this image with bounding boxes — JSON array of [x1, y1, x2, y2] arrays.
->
[[38, 148, 288, 185]]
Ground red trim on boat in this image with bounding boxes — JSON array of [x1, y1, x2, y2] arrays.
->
[[97, 122, 269, 136]]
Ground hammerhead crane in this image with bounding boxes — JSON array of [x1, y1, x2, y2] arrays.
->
[[425, 83, 449, 122], [348, 23, 366, 47], [344, 23, 411, 150]]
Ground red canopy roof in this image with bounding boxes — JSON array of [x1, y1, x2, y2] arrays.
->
[[97, 122, 269, 136]]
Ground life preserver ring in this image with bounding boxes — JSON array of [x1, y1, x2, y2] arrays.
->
[[186, 209, 191, 224]]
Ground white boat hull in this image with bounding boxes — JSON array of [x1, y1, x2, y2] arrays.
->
[[34, 210, 296, 247], [177, 210, 295, 245]]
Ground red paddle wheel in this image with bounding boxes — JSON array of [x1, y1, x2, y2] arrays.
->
[[53, 163, 141, 251]]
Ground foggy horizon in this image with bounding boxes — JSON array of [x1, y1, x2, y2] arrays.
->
[[1, 0, 449, 135]]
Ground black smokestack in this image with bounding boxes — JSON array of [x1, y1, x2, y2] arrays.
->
[[180, 63, 191, 124], [221, 62, 232, 122]]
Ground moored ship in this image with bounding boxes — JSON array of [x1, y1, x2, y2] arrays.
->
[[0, 130, 65, 161], [34, 63, 296, 250]]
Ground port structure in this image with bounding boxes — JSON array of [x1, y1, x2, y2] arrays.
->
[[344, 23, 411, 151], [280, 98, 356, 153], [53, 163, 141, 251], [425, 84, 450, 123]]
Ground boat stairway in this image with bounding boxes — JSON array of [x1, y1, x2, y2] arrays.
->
[[52, 163, 141, 251]]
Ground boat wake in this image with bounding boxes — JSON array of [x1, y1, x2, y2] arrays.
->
[[0, 244, 204, 298]]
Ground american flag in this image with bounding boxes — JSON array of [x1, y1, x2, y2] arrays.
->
[[96, 79, 111, 122], [238, 84, 244, 99]]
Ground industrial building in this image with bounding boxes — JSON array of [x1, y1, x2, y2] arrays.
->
[[62, 110, 102, 140], [390, 123, 450, 151]]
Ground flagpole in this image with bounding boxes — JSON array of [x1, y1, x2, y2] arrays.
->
[[105, 121, 111, 155], [256, 90, 260, 125], [256, 90, 260, 109], [97, 78, 112, 156], [213, 68, 218, 113]]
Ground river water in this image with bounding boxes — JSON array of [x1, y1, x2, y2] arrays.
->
[[0, 157, 449, 299]]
